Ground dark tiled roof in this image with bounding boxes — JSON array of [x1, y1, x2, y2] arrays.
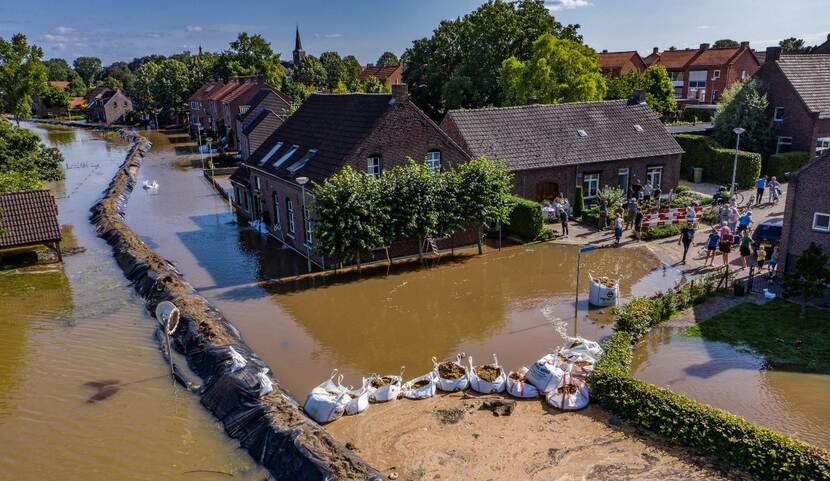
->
[[244, 93, 393, 182], [776, 54, 830, 118], [229, 164, 250, 187], [0, 190, 61, 248], [241, 109, 283, 136], [241, 88, 292, 123], [444, 100, 683, 171], [358, 64, 402, 82]]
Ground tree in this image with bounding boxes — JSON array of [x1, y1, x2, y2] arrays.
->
[[293, 55, 327, 88], [455, 156, 515, 253], [501, 33, 606, 106], [605, 71, 642, 101], [779, 37, 807, 54], [376, 51, 399, 67], [102, 61, 135, 92], [713, 39, 740, 48], [782, 243, 830, 318], [359, 75, 391, 93], [102, 76, 123, 90], [0, 170, 41, 193], [0, 34, 47, 122], [68, 75, 87, 97], [319, 51, 346, 89], [0, 117, 64, 184], [44, 58, 73, 81], [712, 79, 772, 155], [379, 161, 439, 260], [132, 61, 162, 116], [152, 58, 191, 122], [640, 65, 677, 115], [216, 33, 286, 87], [342, 55, 362, 89], [73, 56, 102, 85], [40, 85, 70, 109]]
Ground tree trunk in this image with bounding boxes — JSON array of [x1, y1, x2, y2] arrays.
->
[[356, 251, 362, 273], [477, 226, 483, 255], [417, 237, 424, 264]]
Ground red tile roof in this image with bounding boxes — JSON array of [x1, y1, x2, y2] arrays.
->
[[222, 79, 263, 104], [645, 49, 700, 69], [598, 51, 643, 70], [689, 47, 742, 67], [68, 97, 85, 109], [189, 80, 224, 103], [0, 190, 61, 248], [358, 64, 402, 82], [48, 80, 69, 90]]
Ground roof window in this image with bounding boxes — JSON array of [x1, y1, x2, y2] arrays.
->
[[634, 124, 644, 132], [273, 145, 300, 168], [286, 149, 318, 175], [577, 129, 588, 137], [258, 142, 283, 166]]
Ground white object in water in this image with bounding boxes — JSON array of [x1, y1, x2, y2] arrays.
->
[[226, 346, 247, 373], [588, 274, 619, 307], [142, 179, 159, 190]]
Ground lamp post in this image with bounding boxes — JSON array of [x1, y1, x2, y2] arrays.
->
[[296, 176, 312, 273], [196, 125, 204, 169], [730, 127, 745, 198], [206, 136, 214, 177]]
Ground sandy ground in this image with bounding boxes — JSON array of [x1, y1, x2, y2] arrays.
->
[[326, 392, 746, 481]]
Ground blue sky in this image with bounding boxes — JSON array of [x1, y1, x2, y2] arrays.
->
[[1, 0, 827, 65]]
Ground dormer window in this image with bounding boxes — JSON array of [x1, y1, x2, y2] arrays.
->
[[577, 129, 588, 137], [367, 156, 381, 178]]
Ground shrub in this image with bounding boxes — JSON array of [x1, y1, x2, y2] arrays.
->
[[596, 185, 625, 208], [674, 134, 761, 188], [673, 185, 690, 193], [573, 185, 584, 217], [506, 196, 544, 240], [766, 151, 810, 180], [641, 222, 686, 241], [681, 107, 713, 123]]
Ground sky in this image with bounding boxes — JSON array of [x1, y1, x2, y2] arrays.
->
[[1, 0, 827, 65]]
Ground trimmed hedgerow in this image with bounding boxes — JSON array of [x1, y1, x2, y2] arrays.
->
[[506, 196, 545, 240], [589, 275, 830, 481], [641, 222, 686, 241], [766, 151, 810, 180], [674, 134, 761, 188]]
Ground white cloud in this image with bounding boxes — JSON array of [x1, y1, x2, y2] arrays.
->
[[323, 33, 343, 39], [696, 25, 711, 30], [185, 25, 203, 32], [55, 26, 76, 34], [545, 0, 590, 11], [44, 33, 69, 43]]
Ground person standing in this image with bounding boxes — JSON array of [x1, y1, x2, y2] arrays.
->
[[738, 210, 753, 236], [727, 205, 739, 233], [684, 204, 697, 226], [631, 178, 643, 201], [599, 200, 608, 230], [739, 230, 752, 269], [678, 224, 695, 264], [613, 213, 623, 245], [768, 246, 780, 274], [755, 175, 767, 206], [718, 222, 733, 266], [755, 243, 767, 270], [559, 207, 569, 237], [643, 182, 654, 203], [634, 209, 644, 241], [653, 185, 662, 207], [704, 228, 720, 266], [767, 176, 781, 204]]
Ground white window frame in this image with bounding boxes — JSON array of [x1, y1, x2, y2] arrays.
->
[[286, 198, 295, 236], [254, 176, 261, 192], [813, 212, 830, 232], [426, 151, 441, 172], [741, 69, 747, 80], [816, 137, 830, 155], [646, 166, 663, 190], [776, 136, 793, 154], [272, 192, 281, 231], [618, 168, 630, 191], [583, 173, 600, 199], [712, 69, 721, 80], [773, 107, 784, 122], [303, 205, 313, 247], [367, 156, 381, 178]]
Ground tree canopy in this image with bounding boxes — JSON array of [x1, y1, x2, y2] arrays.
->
[[713, 39, 740, 48], [712, 79, 772, 155], [779, 37, 807, 54], [0, 34, 48, 121], [216, 33, 286, 87], [73, 56, 102, 85], [40, 85, 70, 109], [501, 33, 605, 106], [44, 58, 73, 81], [376, 51, 399, 67], [0, 117, 64, 192], [293, 55, 327, 87], [640, 65, 676, 115], [320, 51, 346, 89]]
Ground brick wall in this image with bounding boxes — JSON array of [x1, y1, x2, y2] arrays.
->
[[779, 154, 830, 271]]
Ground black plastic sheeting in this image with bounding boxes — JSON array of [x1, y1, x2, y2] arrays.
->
[[87, 127, 384, 481]]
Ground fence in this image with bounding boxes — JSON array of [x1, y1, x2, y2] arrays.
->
[[641, 206, 704, 228]]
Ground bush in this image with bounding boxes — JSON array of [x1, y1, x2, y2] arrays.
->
[[673, 185, 690, 193], [674, 134, 761, 188], [681, 107, 714, 123], [506, 196, 544, 240], [572, 185, 584, 217], [766, 151, 810, 180], [596, 185, 625, 208], [641, 222, 686, 241]]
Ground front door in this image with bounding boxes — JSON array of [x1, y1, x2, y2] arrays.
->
[[535, 181, 559, 201]]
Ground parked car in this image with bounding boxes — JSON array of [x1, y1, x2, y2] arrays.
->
[[751, 220, 783, 254]]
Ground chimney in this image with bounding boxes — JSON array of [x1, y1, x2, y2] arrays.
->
[[740, 41, 750, 48], [602, 49, 608, 53], [391, 84, 408, 104], [528, 96, 539, 105], [652, 47, 659, 55], [699, 43, 710, 50], [669, 46, 676, 51], [766, 46, 782, 63], [366, 63, 374, 68], [628, 90, 647, 106]]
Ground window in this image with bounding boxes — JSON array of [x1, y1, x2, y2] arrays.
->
[[234, 186, 241, 204], [646, 166, 663, 189], [669, 71, 681, 82], [711, 90, 719, 103], [582, 173, 600, 199], [818, 137, 830, 155], [367, 156, 381, 178], [286, 198, 295, 235], [618, 168, 630, 192], [303, 205, 313, 246], [272, 192, 281, 230], [286, 149, 318, 175], [813, 212, 830, 232], [633, 124, 643, 132], [741, 69, 747, 80], [239, 105, 250, 115], [258, 141, 284, 166], [254, 176, 261, 192], [688, 70, 707, 100], [712, 70, 721, 80], [426, 151, 441, 172], [273, 144, 300, 169], [776, 136, 793, 154], [773, 107, 784, 122]]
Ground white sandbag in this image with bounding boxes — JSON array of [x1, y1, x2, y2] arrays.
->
[[303, 371, 352, 423], [226, 346, 247, 373], [468, 354, 506, 394], [345, 378, 371, 415], [563, 336, 604, 360], [588, 274, 620, 307], [402, 373, 436, 400], [256, 368, 273, 397], [506, 367, 540, 398], [525, 352, 565, 394], [545, 371, 589, 411], [562, 352, 595, 379], [432, 355, 469, 392], [368, 367, 404, 403]]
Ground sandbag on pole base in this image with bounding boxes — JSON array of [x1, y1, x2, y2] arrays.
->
[[88, 130, 385, 481]]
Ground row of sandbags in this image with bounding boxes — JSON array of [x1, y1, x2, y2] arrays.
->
[[303, 337, 604, 424]]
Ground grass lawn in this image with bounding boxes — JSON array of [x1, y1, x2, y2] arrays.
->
[[684, 299, 830, 373]]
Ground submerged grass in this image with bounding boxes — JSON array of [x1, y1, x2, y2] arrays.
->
[[683, 299, 830, 373]]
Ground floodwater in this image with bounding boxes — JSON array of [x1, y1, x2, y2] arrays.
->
[[0, 124, 268, 481]]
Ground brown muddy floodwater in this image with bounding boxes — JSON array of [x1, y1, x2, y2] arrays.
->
[[0, 124, 268, 481]]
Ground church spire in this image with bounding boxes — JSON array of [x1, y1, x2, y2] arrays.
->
[[295, 25, 303, 51], [293, 25, 306, 66]]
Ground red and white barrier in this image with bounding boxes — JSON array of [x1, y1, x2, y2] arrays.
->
[[641, 207, 704, 227]]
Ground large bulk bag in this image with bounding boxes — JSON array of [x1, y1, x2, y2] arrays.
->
[[303, 371, 351, 423], [525, 352, 565, 394], [562, 352, 595, 379], [368, 367, 404, 403], [432, 355, 469, 392], [468, 354, 506, 394], [588, 274, 619, 307], [562, 337, 604, 360], [402, 373, 436, 400], [545, 371, 589, 411], [506, 367, 540, 398], [345, 378, 371, 415]]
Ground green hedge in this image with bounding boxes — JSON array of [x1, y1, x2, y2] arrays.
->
[[766, 151, 810, 180], [588, 275, 830, 481], [506, 196, 544, 240], [641, 222, 686, 241], [573, 185, 584, 218], [681, 108, 714, 123], [675, 134, 762, 188]]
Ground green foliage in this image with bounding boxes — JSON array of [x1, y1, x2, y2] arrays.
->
[[713, 39, 740, 48], [712, 79, 773, 155], [40, 86, 70, 109], [72, 56, 102, 85], [669, 190, 712, 208], [0, 170, 42, 193], [674, 134, 762, 188], [320, 51, 346, 89], [766, 151, 810, 180], [641, 222, 686, 241], [359, 75, 392, 93], [0, 33, 48, 120], [379, 161, 439, 246], [681, 107, 714, 122], [68, 75, 87, 97], [44, 58, 73, 81], [779, 37, 807, 54], [506, 196, 544, 240], [402, 0, 581, 118], [605, 71, 641, 100], [783, 242, 830, 318], [455, 156, 515, 232], [101, 75, 123, 90], [216, 33, 286, 87], [572, 185, 584, 217], [501, 33, 606, 105], [641, 65, 677, 115], [293, 55, 327, 88], [102, 61, 135, 92], [596, 185, 625, 208], [0, 117, 64, 187], [342, 55, 362, 89], [376, 51, 399, 67], [673, 185, 690, 193]]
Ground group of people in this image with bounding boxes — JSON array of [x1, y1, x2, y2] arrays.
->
[[542, 196, 573, 237], [755, 175, 782, 206], [700, 219, 779, 273]]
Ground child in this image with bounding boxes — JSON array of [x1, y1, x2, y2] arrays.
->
[[705, 228, 720, 266], [755, 243, 767, 269], [768, 246, 780, 274], [613, 213, 623, 245]]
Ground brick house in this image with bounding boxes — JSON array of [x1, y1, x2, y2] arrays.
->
[[598, 50, 646, 76], [32, 81, 84, 118], [188, 80, 224, 132], [440, 94, 683, 202], [358, 64, 403, 86], [202, 76, 265, 146], [86, 87, 132, 124], [754, 47, 830, 159], [779, 151, 830, 271], [235, 87, 293, 160], [230, 85, 472, 267], [645, 42, 760, 104]]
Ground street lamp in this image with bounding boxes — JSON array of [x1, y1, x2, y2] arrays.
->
[[296, 176, 312, 273], [206, 136, 214, 176], [730, 127, 745, 198]]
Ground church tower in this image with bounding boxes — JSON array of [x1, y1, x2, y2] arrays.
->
[[293, 25, 306, 67]]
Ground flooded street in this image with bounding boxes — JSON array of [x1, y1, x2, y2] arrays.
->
[[0, 124, 267, 481]]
